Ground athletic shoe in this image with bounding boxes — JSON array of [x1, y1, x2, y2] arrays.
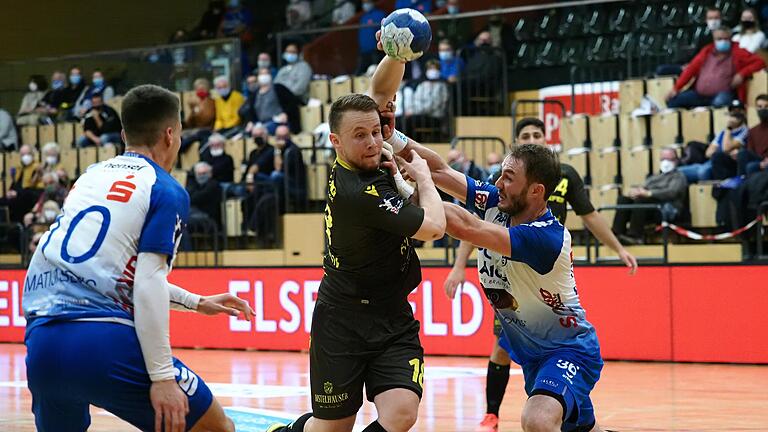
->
[[475, 413, 499, 431], [266, 424, 288, 432]]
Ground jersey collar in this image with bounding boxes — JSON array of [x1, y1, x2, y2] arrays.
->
[[335, 157, 358, 172]]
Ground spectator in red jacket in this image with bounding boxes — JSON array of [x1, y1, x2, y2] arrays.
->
[[666, 26, 765, 109]]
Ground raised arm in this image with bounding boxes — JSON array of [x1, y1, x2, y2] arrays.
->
[[401, 150, 446, 241], [368, 55, 406, 110]]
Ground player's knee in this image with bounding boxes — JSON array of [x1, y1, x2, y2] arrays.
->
[[520, 407, 560, 432], [380, 403, 418, 432]]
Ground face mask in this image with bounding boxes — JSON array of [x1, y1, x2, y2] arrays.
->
[[29, 82, 38, 92], [52, 79, 64, 90], [196, 89, 209, 99], [21, 154, 33, 166], [438, 50, 453, 61], [69, 74, 81, 85], [436, 0, 446, 7], [44, 185, 57, 194], [362, 3, 374, 12], [283, 52, 298, 63], [43, 210, 58, 221], [253, 136, 266, 147], [741, 20, 756, 29], [426, 69, 441, 80], [92, 77, 104, 87], [707, 19, 721, 31], [217, 87, 231, 97], [210, 147, 224, 157], [257, 60, 271, 69], [196, 174, 211, 184], [258, 74, 272, 86], [659, 159, 676, 174], [715, 39, 731, 52], [447, 5, 459, 14], [758, 108, 768, 122], [45, 156, 58, 165]]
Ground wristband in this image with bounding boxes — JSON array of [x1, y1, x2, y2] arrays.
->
[[385, 128, 409, 153], [394, 170, 415, 199]]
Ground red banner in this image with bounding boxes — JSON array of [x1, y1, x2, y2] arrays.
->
[[2, 266, 767, 363]]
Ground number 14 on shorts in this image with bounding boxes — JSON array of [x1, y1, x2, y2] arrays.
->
[[409, 358, 424, 388]]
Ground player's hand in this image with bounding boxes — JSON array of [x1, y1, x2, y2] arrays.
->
[[380, 142, 398, 176], [400, 150, 429, 182], [197, 293, 255, 320], [444, 266, 465, 299], [376, 30, 383, 52], [618, 247, 638, 275], [150, 379, 188, 432], [380, 106, 396, 141]]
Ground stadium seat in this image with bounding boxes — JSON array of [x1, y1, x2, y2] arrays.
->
[[3, 152, 20, 194], [292, 133, 313, 148], [560, 39, 586, 66], [56, 122, 76, 148], [300, 104, 323, 133], [689, 183, 717, 227], [586, 36, 611, 62], [747, 69, 768, 103], [538, 41, 562, 67], [583, 8, 608, 36], [636, 5, 661, 31], [619, 79, 644, 114], [106, 96, 123, 114], [283, 214, 325, 265], [78, 147, 98, 173], [650, 110, 681, 149], [590, 146, 620, 186], [309, 79, 330, 103], [534, 10, 559, 40], [74, 122, 84, 140], [646, 77, 675, 109], [180, 141, 200, 171], [661, 3, 686, 28], [224, 199, 243, 237], [59, 148, 78, 179], [594, 184, 621, 226], [621, 145, 652, 187], [225, 138, 246, 167], [353, 75, 371, 94], [307, 164, 328, 201], [515, 42, 538, 69], [610, 33, 634, 60], [564, 147, 589, 184], [688, 1, 707, 24], [20, 126, 37, 147], [717, 0, 740, 24], [98, 145, 117, 162], [746, 106, 758, 127], [681, 108, 712, 144], [514, 17, 537, 42], [608, 5, 633, 33], [560, 115, 589, 154], [619, 114, 648, 148], [38, 124, 56, 146], [589, 114, 619, 151], [557, 8, 583, 38], [322, 103, 332, 123], [170, 169, 187, 186], [689, 26, 710, 51], [329, 77, 353, 102]]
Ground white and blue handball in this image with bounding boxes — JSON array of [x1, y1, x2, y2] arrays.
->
[[380, 8, 432, 62]]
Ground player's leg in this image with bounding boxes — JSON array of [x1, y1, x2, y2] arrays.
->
[[478, 321, 512, 431], [521, 394, 563, 432], [371, 388, 420, 432], [189, 397, 235, 432]]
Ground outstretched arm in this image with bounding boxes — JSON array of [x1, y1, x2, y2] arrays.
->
[[368, 55, 406, 110], [444, 202, 510, 256], [580, 211, 638, 274], [444, 240, 474, 299]]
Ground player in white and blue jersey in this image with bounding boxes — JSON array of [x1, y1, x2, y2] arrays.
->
[[23, 84, 253, 432]]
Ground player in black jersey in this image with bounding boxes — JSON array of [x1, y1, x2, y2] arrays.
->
[[268, 94, 446, 432], [442, 117, 638, 432]]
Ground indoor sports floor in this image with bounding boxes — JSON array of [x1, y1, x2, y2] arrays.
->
[[0, 344, 766, 431]]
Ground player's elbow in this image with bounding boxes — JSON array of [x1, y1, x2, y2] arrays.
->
[[412, 216, 446, 241]]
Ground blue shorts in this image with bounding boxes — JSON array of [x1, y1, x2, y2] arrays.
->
[[522, 351, 603, 432], [25, 320, 214, 432]]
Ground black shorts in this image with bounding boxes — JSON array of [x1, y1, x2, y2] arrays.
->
[[310, 299, 424, 420]]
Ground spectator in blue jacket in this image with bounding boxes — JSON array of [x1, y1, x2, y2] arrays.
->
[[358, 0, 386, 74]]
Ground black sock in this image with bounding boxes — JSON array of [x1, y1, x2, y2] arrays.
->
[[486, 361, 510, 416], [362, 420, 388, 432], [287, 412, 313, 432]]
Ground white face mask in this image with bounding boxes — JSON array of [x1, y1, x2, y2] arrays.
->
[[43, 210, 58, 221], [45, 156, 58, 165], [659, 159, 676, 174], [258, 74, 272, 86], [29, 82, 38, 92], [707, 18, 721, 31], [21, 154, 34, 166], [210, 147, 224, 157], [425, 69, 441, 80]]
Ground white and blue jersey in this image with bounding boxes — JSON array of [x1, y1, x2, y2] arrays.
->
[[23, 152, 189, 330], [466, 176, 603, 430]]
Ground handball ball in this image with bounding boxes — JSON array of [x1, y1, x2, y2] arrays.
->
[[380, 8, 432, 62]]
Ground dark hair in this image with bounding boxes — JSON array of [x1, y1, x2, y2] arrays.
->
[[329, 93, 379, 134], [508, 143, 561, 199], [515, 117, 545, 137], [121, 84, 180, 147], [706, 6, 721, 14], [29, 74, 47, 91], [756, 94, 768, 104]]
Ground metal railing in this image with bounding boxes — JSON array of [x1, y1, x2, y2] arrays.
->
[[758, 201, 768, 260], [595, 203, 668, 263]]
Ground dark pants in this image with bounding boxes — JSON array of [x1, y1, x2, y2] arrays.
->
[[667, 89, 734, 109], [612, 195, 661, 238], [711, 150, 738, 180], [655, 64, 683, 76], [738, 149, 764, 176]]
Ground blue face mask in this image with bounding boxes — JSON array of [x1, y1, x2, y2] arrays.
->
[[92, 77, 104, 87], [52, 79, 64, 90], [439, 51, 453, 61], [69, 74, 81, 85], [715, 39, 731, 52], [283, 52, 298, 63], [448, 5, 459, 14], [362, 2, 374, 12]]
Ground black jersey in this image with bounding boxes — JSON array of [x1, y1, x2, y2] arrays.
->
[[320, 159, 425, 308], [547, 163, 595, 224]]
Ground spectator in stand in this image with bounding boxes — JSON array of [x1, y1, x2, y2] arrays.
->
[[240, 68, 287, 135], [26, 172, 68, 224], [40, 143, 63, 176], [256, 52, 277, 77], [0, 108, 18, 151], [187, 161, 223, 228], [486, 152, 502, 180], [436, 0, 471, 47], [613, 148, 688, 245], [438, 39, 464, 83], [656, 7, 723, 76], [200, 133, 235, 184], [739, 94, 768, 175], [357, 0, 386, 74], [77, 94, 123, 147], [193, 0, 225, 39], [332, 0, 356, 25], [286, 0, 312, 29], [680, 109, 749, 182], [0, 145, 42, 222], [395, 0, 432, 14], [16, 75, 46, 126], [24, 200, 62, 232], [275, 43, 313, 102], [733, 8, 766, 53], [666, 27, 765, 109], [213, 75, 245, 137], [38, 71, 68, 122], [405, 60, 448, 140], [244, 124, 275, 184], [218, 0, 253, 41], [74, 70, 115, 118], [461, 30, 505, 114], [62, 66, 86, 121], [446, 148, 487, 181], [181, 78, 216, 153], [272, 124, 307, 209]]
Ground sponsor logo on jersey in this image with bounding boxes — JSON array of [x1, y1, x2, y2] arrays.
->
[[474, 190, 490, 211], [364, 185, 379, 197], [378, 195, 404, 214]]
